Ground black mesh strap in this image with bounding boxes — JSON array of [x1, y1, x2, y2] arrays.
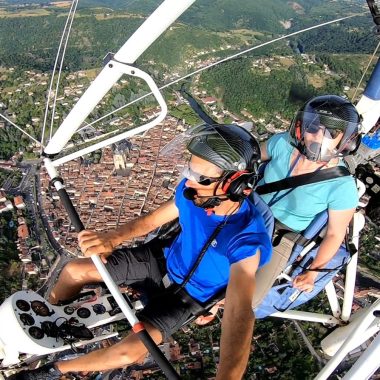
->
[[256, 166, 351, 195]]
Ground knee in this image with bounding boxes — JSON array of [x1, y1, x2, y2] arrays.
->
[[60, 259, 95, 283]]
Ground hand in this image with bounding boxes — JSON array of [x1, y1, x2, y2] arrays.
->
[[292, 270, 319, 293], [78, 230, 119, 263]]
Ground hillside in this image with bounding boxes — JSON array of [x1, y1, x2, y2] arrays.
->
[[0, 0, 376, 74]]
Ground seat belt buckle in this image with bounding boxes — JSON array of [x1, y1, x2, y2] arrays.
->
[[162, 273, 173, 289]]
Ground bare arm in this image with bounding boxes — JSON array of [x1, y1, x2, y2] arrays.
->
[[78, 199, 179, 260], [293, 208, 355, 292], [216, 252, 260, 380], [260, 141, 270, 162]]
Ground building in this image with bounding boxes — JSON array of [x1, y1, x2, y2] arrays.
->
[[0, 190, 6, 202], [112, 140, 133, 176], [14, 196, 26, 209], [202, 96, 217, 105], [17, 224, 30, 240]]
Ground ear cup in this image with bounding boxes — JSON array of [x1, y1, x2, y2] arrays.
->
[[222, 171, 251, 201]]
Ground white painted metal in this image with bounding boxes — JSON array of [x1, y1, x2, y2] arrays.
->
[[271, 310, 340, 325], [91, 256, 139, 326], [45, 63, 167, 159], [342, 331, 380, 380], [43, 158, 64, 191], [356, 95, 380, 134], [0, 290, 132, 366], [114, 0, 196, 63], [341, 212, 365, 321], [51, 65, 167, 166], [321, 318, 380, 357], [44, 156, 142, 335], [44, 0, 195, 156], [325, 281, 341, 319], [315, 298, 380, 380]]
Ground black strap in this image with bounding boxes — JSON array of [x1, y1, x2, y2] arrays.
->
[[174, 221, 225, 294], [180, 84, 218, 125], [256, 166, 351, 195]]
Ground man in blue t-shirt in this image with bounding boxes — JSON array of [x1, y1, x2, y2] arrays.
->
[[16, 124, 271, 380]]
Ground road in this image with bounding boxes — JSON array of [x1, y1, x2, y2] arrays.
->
[[4, 160, 73, 297]]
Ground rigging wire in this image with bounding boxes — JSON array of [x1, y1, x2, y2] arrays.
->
[[0, 112, 43, 146], [351, 39, 380, 103], [40, 0, 79, 152], [77, 13, 364, 133], [49, 0, 79, 143]]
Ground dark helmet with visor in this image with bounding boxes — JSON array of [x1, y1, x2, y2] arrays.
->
[[161, 123, 261, 173], [186, 123, 261, 172], [289, 95, 361, 162], [160, 123, 261, 200]]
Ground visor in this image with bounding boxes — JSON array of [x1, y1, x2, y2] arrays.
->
[[160, 124, 251, 171], [290, 111, 360, 161]]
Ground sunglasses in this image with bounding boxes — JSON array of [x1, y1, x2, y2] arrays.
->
[[305, 124, 343, 139], [182, 163, 223, 186]]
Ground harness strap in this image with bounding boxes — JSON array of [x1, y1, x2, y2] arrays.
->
[[256, 166, 351, 195]]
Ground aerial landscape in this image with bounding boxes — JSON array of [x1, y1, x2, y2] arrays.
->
[[0, 0, 379, 379]]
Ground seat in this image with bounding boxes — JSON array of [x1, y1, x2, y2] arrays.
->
[[254, 210, 351, 318]]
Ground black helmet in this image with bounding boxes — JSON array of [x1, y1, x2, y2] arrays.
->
[[289, 95, 361, 161], [161, 123, 261, 173], [186, 124, 261, 172]]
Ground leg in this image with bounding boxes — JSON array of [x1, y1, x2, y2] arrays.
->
[[251, 236, 294, 309], [56, 288, 193, 374], [49, 258, 102, 304], [56, 322, 163, 373], [49, 243, 166, 305]]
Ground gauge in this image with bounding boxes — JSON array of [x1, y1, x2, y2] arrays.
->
[[77, 307, 91, 319], [28, 326, 44, 340], [16, 300, 30, 312], [31, 300, 53, 317], [20, 313, 35, 326], [64, 306, 75, 315], [92, 304, 106, 315]]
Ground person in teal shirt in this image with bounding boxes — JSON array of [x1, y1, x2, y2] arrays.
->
[[252, 95, 360, 308]]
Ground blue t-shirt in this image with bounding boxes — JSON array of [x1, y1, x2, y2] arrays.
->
[[259, 132, 358, 232], [164, 179, 272, 303]]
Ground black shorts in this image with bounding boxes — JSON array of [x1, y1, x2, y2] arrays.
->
[[105, 241, 195, 339]]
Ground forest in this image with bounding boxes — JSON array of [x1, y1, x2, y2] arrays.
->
[[198, 54, 367, 120], [0, 0, 376, 72]]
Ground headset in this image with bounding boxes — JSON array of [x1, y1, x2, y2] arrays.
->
[[221, 170, 258, 202]]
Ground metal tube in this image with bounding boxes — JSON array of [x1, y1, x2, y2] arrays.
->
[[315, 299, 380, 380], [115, 0, 196, 63], [271, 310, 340, 325], [45, 63, 167, 158], [356, 57, 380, 133], [44, 0, 195, 156], [342, 331, 380, 380], [341, 212, 365, 321], [43, 158, 180, 379], [325, 281, 341, 319]]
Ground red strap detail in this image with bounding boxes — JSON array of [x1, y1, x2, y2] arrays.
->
[[132, 322, 145, 334], [295, 121, 302, 140], [221, 170, 248, 193]]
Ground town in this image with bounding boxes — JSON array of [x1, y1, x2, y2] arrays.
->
[[0, 46, 379, 379]]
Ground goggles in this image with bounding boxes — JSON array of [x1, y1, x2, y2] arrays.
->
[[181, 162, 223, 186], [305, 124, 343, 139]]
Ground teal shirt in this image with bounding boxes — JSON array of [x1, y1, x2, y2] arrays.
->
[[259, 132, 358, 232]]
